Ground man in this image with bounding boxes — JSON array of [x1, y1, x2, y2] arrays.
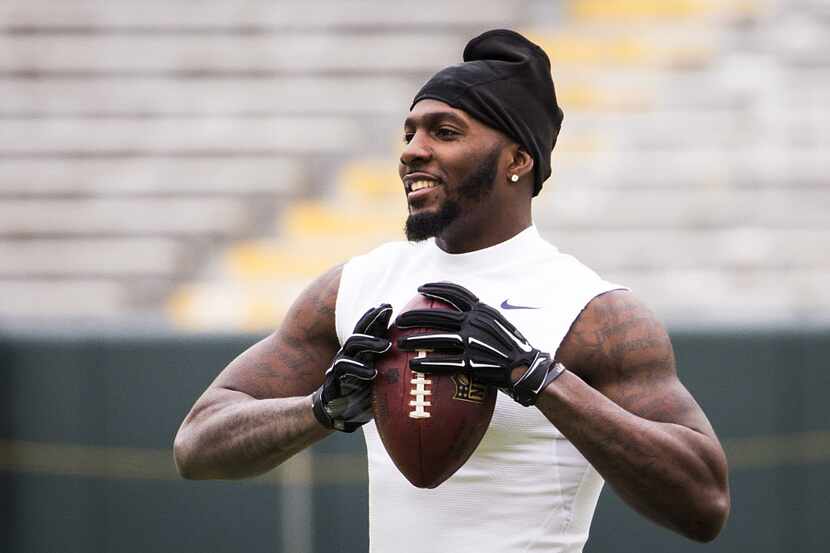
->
[[174, 30, 730, 552]]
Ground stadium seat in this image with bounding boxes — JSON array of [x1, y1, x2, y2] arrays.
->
[[1, 0, 824, 329]]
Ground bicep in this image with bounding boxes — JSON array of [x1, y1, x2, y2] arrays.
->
[[559, 289, 716, 438], [211, 265, 343, 400]]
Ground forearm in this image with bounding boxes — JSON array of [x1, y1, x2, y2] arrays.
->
[[174, 389, 331, 480], [535, 370, 729, 542]]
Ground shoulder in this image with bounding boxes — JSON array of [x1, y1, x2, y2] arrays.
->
[[297, 263, 342, 321], [210, 264, 344, 399], [276, 263, 343, 358], [555, 289, 720, 437], [556, 289, 675, 390]]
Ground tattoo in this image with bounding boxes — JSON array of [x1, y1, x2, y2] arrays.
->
[[216, 265, 343, 400], [558, 290, 710, 431]]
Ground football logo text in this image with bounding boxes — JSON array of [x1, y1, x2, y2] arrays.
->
[[452, 374, 487, 403]]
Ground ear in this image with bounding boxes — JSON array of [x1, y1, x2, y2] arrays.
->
[[506, 145, 534, 184]]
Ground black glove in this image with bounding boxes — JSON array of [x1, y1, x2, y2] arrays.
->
[[312, 304, 392, 432], [395, 282, 565, 406]]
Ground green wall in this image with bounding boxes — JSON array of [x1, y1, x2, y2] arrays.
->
[[1, 330, 828, 552]]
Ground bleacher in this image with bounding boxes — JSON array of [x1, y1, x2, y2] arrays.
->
[[1, 0, 827, 329]]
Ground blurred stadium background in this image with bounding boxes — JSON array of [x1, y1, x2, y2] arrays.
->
[[0, 0, 827, 552]]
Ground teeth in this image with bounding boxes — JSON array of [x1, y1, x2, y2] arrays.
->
[[410, 180, 437, 192]]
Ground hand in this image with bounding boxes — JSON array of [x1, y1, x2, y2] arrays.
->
[[395, 282, 565, 406], [312, 304, 393, 432]]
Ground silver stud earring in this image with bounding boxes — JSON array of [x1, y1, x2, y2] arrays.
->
[[510, 174, 519, 183]]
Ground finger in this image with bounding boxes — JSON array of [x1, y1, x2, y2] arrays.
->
[[353, 304, 393, 336], [339, 372, 376, 394], [330, 358, 377, 380], [467, 336, 510, 360], [470, 314, 527, 353], [395, 309, 464, 331], [342, 334, 392, 358], [410, 353, 466, 374], [397, 332, 464, 352], [365, 304, 393, 336], [417, 282, 479, 312]]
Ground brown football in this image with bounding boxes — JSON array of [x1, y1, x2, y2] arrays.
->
[[372, 293, 496, 488]]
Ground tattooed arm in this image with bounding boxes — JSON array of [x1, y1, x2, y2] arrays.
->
[[173, 266, 342, 479], [533, 290, 730, 542]]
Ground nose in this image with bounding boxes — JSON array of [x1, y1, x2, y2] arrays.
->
[[399, 131, 432, 168]]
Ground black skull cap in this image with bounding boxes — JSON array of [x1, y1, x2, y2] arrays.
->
[[411, 29, 564, 196]]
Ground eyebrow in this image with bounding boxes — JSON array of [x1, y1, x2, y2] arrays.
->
[[404, 110, 469, 129]]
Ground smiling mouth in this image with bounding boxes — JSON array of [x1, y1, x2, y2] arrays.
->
[[409, 180, 439, 193]]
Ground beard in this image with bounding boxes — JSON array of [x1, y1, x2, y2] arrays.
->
[[404, 146, 501, 242], [404, 197, 462, 242]]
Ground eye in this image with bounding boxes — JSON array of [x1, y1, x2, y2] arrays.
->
[[403, 132, 414, 144], [435, 127, 460, 140]]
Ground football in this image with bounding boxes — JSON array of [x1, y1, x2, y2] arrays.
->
[[372, 293, 497, 488]]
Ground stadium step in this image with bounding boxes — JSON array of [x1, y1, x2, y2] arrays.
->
[[224, 231, 403, 278], [0, 279, 130, 318], [0, 117, 362, 155], [0, 238, 183, 276], [6, 1, 521, 29], [545, 229, 830, 272], [526, 29, 715, 69], [280, 201, 404, 239], [0, 198, 253, 236], [567, 0, 765, 23], [536, 185, 830, 229], [168, 279, 311, 331], [0, 158, 303, 196], [0, 33, 467, 74], [0, 77, 419, 116]]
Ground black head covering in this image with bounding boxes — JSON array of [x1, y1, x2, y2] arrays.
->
[[411, 29, 563, 197]]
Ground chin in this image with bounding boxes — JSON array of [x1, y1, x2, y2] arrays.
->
[[404, 200, 461, 242]]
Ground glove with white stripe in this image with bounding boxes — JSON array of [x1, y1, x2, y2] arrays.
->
[[312, 304, 393, 432], [395, 282, 565, 407]]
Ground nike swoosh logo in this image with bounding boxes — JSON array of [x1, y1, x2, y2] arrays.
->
[[501, 299, 540, 310]]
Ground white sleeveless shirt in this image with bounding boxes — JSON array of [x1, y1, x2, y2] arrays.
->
[[335, 226, 625, 553]]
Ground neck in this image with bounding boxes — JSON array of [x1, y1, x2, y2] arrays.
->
[[435, 208, 532, 254]]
